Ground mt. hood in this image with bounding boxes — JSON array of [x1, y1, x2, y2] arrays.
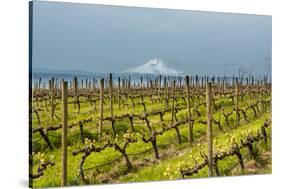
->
[[123, 58, 182, 76]]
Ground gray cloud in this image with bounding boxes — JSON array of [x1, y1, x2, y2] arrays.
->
[[32, 1, 272, 76]]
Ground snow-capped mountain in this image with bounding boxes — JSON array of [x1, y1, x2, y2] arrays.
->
[[123, 58, 182, 76]]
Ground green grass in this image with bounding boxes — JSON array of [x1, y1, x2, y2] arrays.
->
[[31, 92, 272, 188], [118, 114, 271, 183]]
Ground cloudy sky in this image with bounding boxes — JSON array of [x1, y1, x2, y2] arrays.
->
[[32, 1, 272, 76]]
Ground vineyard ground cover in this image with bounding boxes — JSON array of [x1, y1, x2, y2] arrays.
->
[[31, 93, 264, 153], [119, 114, 271, 182], [32, 91, 266, 130], [32, 113, 271, 187], [31, 89, 271, 188]]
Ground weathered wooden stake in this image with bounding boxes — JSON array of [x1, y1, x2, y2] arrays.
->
[[118, 77, 121, 109], [93, 78, 96, 90], [128, 76, 131, 92], [171, 80, 176, 123], [235, 78, 239, 127], [122, 78, 125, 92], [185, 76, 193, 143], [73, 77, 78, 108], [109, 73, 116, 137], [171, 79, 181, 144], [49, 78, 55, 119], [164, 77, 167, 107], [61, 80, 68, 186], [206, 82, 213, 177], [99, 78, 104, 141], [38, 77, 41, 89], [109, 73, 113, 116], [158, 75, 162, 98]]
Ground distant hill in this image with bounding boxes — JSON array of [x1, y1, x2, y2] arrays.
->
[[33, 58, 184, 78], [31, 67, 166, 85], [32, 67, 98, 76]]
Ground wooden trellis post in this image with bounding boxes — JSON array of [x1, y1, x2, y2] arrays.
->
[[109, 73, 113, 116], [38, 77, 41, 89], [206, 82, 213, 177], [185, 75, 193, 143], [146, 75, 149, 89], [49, 78, 55, 119], [158, 75, 162, 98], [61, 80, 68, 186], [109, 73, 116, 137], [73, 77, 77, 108], [171, 80, 176, 123], [235, 78, 239, 127], [93, 78, 96, 90], [128, 76, 131, 93], [164, 77, 167, 107], [118, 77, 121, 109], [99, 78, 104, 141], [172, 79, 181, 144]]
